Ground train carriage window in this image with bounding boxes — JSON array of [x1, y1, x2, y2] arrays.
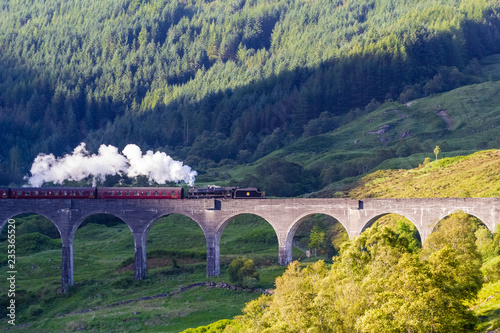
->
[[162, 190, 167, 195], [118, 191, 122, 196], [71, 191, 76, 196], [42, 191, 47, 196], [146, 191, 151, 196], [34, 191, 39, 195], [63, 191, 68, 195], [78, 191, 84, 195], [154, 191, 159, 196], [54, 191, 60, 196], [18, 191, 23, 196], [109, 191, 115, 196], [134, 191, 139, 196], [125, 191, 130, 196]]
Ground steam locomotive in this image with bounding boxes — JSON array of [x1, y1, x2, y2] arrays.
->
[[0, 186, 265, 200]]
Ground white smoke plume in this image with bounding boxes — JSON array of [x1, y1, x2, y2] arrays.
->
[[26, 143, 197, 187]]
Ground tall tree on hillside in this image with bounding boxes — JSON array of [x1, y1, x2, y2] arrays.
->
[[434, 145, 441, 161]]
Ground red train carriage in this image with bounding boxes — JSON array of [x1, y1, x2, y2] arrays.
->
[[97, 187, 184, 199], [0, 188, 9, 198], [9, 187, 96, 199]]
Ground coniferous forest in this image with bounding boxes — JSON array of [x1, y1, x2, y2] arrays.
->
[[1, 0, 500, 189]]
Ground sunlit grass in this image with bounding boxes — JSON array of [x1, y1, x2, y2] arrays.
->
[[347, 150, 500, 198]]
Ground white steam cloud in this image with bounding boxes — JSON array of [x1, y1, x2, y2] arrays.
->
[[26, 143, 197, 187]]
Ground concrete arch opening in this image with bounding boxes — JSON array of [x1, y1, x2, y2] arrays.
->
[[289, 213, 349, 262], [432, 211, 490, 235], [0, 213, 62, 293], [429, 211, 493, 252], [1, 212, 61, 237], [145, 214, 206, 278], [361, 213, 422, 250], [219, 213, 279, 272], [73, 214, 134, 283]]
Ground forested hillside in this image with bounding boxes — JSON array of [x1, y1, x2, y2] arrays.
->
[[1, 0, 500, 186]]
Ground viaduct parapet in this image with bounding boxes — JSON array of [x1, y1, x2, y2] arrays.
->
[[1, 197, 499, 292]]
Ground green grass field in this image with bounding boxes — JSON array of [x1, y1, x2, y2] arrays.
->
[[0, 213, 296, 332]]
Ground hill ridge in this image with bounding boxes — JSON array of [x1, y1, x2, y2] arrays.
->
[[346, 149, 500, 198]]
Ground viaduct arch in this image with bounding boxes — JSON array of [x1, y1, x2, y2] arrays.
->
[[1, 197, 499, 292]]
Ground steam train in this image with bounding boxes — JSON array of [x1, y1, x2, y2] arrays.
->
[[0, 186, 265, 200]]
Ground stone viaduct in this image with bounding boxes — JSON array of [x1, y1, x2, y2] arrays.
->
[[1, 197, 499, 292]]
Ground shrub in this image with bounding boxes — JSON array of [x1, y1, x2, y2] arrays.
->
[[242, 276, 258, 288], [228, 257, 259, 286], [28, 304, 45, 317]]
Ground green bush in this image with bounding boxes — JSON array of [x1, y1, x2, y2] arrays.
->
[[28, 304, 45, 317], [228, 257, 259, 286], [242, 276, 258, 288]]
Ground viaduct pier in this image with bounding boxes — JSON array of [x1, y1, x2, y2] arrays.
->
[[1, 197, 499, 292]]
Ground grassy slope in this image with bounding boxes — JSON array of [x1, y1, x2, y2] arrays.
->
[[0, 215, 290, 332], [347, 150, 500, 198]]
